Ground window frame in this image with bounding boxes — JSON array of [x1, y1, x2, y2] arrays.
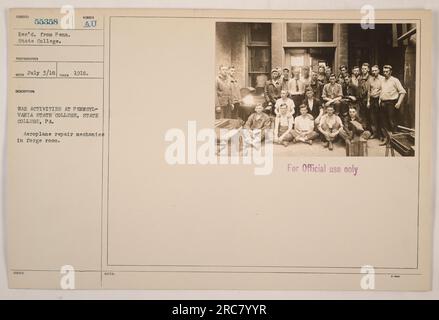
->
[[283, 23, 337, 47], [245, 23, 272, 88]]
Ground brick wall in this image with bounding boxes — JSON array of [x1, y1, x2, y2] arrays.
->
[[337, 24, 349, 72], [215, 23, 232, 71], [271, 23, 283, 70], [229, 23, 246, 87], [215, 22, 246, 87]]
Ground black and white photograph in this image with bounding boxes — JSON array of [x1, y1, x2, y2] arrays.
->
[[215, 22, 417, 156]]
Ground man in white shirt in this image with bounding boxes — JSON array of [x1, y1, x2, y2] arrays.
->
[[274, 104, 294, 147], [367, 65, 385, 140], [380, 64, 407, 139], [301, 66, 311, 87], [288, 67, 306, 115], [292, 105, 318, 145], [318, 105, 343, 150], [274, 90, 295, 117]]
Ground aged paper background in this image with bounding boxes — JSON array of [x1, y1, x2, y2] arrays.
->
[[2, 5, 434, 293]]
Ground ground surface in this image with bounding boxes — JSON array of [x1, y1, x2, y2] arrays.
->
[[272, 137, 398, 157]]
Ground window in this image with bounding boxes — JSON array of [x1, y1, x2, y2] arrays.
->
[[247, 23, 271, 88], [249, 23, 271, 43], [303, 23, 318, 42], [249, 47, 270, 73], [286, 23, 302, 42], [286, 23, 333, 42], [318, 24, 333, 42]]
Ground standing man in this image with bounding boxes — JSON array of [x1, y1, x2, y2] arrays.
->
[[215, 65, 232, 119], [264, 68, 283, 115], [317, 65, 327, 85], [358, 63, 371, 131], [343, 74, 358, 97], [322, 74, 343, 114], [228, 66, 241, 120], [301, 66, 311, 87], [380, 64, 407, 142], [309, 71, 323, 100], [337, 73, 345, 87], [340, 74, 358, 118], [341, 74, 351, 96], [288, 67, 306, 116], [351, 66, 360, 89], [339, 65, 349, 79], [325, 66, 332, 81], [367, 65, 385, 140], [280, 67, 290, 92]]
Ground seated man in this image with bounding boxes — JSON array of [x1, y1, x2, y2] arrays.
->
[[292, 105, 319, 145], [243, 104, 272, 147], [317, 105, 343, 151], [274, 90, 295, 117], [339, 106, 371, 143], [274, 104, 294, 147]]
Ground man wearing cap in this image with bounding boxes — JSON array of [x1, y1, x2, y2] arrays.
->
[[379, 64, 406, 142], [288, 67, 306, 115], [264, 68, 283, 115]]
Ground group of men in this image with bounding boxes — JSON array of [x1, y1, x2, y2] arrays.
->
[[215, 62, 407, 151]]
